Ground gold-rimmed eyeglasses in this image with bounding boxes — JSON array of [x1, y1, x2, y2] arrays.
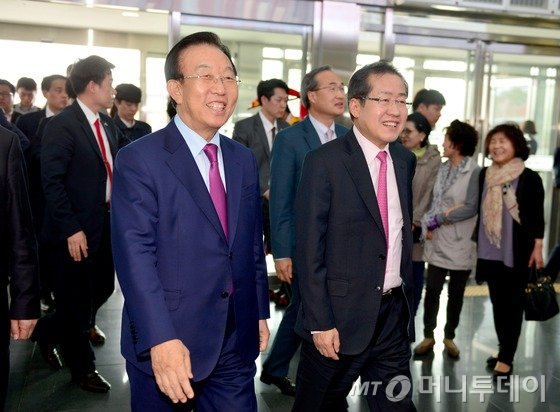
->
[[362, 97, 411, 109], [313, 84, 345, 94], [178, 74, 241, 87]]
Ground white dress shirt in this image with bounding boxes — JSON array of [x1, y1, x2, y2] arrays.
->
[[258, 110, 277, 150]]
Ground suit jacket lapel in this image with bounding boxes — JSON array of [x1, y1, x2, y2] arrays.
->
[[389, 143, 411, 229], [72, 103, 105, 163], [253, 115, 270, 158], [342, 132, 385, 237], [301, 117, 322, 151], [221, 136, 242, 246], [164, 123, 227, 243], [99, 114, 118, 158]]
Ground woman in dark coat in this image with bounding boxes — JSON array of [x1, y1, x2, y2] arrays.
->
[[475, 123, 544, 379]]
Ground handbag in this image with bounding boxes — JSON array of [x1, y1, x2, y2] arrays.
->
[[524, 266, 559, 321]]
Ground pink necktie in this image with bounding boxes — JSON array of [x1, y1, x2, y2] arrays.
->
[[376, 151, 389, 244], [325, 129, 334, 143], [203, 144, 228, 239]]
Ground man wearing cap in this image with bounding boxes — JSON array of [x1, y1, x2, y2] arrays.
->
[[111, 83, 152, 144]]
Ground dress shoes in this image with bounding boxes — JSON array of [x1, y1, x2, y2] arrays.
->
[[75, 371, 111, 393], [413, 338, 435, 355], [492, 365, 513, 382], [88, 325, 106, 346], [260, 371, 296, 396], [486, 355, 498, 369], [443, 338, 460, 359], [38, 341, 63, 370]]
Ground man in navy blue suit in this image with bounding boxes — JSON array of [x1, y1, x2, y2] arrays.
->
[[0, 125, 40, 409], [111, 32, 270, 411], [260, 65, 347, 395]]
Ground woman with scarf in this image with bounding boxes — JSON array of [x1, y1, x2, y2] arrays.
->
[[414, 120, 480, 359], [400, 112, 440, 317], [475, 124, 544, 379]]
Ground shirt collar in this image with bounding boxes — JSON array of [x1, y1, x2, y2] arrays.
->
[[353, 125, 392, 165], [308, 113, 335, 138], [76, 98, 99, 125], [45, 106, 56, 118], [173, 115, 221, 159], [258, 110, 276, 133]]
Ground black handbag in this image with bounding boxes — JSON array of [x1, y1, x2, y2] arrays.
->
[[524, 266, 559, 321]]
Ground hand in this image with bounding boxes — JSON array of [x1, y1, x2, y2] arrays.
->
[[10, 319, 38, 340], [425, 215, 440, 231], [444, 204, 462, 217], [263, 189, 270, 200], [312, 328, 340, 360], [150, 339, 194, 403], [528, 239, 544, 269], [67, 231, 88, 262], [259, 319, 270, 352], [274, 258, 292, 284]]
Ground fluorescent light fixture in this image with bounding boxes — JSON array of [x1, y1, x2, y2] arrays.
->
[[122, 11, 140, 17], [146, 8, 169, 14], [431, 5, 469, 12]]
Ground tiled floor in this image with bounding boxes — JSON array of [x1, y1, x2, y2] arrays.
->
[[6, 261, 560, 411]]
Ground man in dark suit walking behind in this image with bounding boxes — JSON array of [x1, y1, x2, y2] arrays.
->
[[260, 65, 347, 395], [39, 55, 120, 392], [16, 74, 68, 312], [233, 78, 290, 254], [293, 61, 417, 411], [0, 125, 40, 409]]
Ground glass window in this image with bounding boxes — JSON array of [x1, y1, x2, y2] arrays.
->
[[0, 39, 140, 111], [145, 56, 168, 132]]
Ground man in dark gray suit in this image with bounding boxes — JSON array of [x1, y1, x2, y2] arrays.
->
[[232, 78, 290, 254], [260, 66, 347, 395], [293, 61, 417, 411], [0, 125, 40, 409]]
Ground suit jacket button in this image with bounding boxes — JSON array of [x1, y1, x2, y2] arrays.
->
[[378, 254, 386, 260], [221, 291, 229, 299], [376, 286, 381, 291]]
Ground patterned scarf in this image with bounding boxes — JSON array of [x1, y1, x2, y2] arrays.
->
[[482, 157, 525, 248], [421, 156, 469, 238]]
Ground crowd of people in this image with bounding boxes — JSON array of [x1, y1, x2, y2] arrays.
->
[[1, 30, 558, 412]]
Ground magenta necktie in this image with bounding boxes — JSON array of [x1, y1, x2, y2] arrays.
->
[[203, 143, 228, 239], [376, 151, 389, 244]]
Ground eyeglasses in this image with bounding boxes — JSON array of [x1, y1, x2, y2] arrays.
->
[[362, 97, 411, 109], [179, 74, 241, 87], [313, 84, 345, 94]]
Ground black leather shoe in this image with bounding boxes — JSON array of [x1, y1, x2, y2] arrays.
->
[[493, 365, 513, 382], [38, 342, 63, 370], [88, 325, 106, 346], [260, 372, 295, 396], [75, 371, 111, 393], [486, 356, 498, 369]]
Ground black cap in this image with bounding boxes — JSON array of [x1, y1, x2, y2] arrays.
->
[[115, 83, 142, 103]]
